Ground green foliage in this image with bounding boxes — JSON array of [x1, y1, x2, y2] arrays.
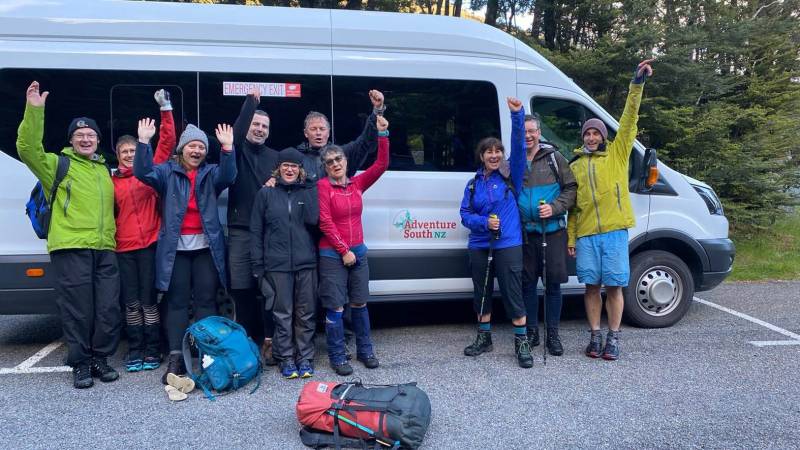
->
[[730, 210, 800, 281]]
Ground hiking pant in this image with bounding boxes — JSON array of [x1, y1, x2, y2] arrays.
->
[[269, 269, 316, 363], [468, 245, 525, 319], [117, 244, 160, 359], [50, 249, 121, 367], [164, 249, 218, 352], [229, 227, 269, 342], [523, 280, 563, 329], [522, 229, 568, 328], [318, 255, 370, 310]]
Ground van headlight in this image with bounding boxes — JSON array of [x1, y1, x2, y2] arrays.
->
[[692, 184, 724, 215]]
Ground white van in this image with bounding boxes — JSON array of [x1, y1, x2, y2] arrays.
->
[[0, 1, 733, 327]]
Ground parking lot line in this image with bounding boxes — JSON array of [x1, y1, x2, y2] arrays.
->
[[694, 296, 800, 346], [0, 340, 71, 375]]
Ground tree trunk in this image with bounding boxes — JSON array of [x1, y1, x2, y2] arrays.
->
[[365, 0, 377, 10], [435, 0, 442, 15], [443, 0, 450, 16], [453, 0, 462, 17], [345, 0, 361, 9], [485, 0, 499, 26], [530, 0, 542, 42], [542, 0, 556, 50]]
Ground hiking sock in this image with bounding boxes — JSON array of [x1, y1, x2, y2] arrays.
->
[[478, 321, 491, 332]]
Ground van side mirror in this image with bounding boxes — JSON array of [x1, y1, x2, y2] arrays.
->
[[641, 148, 659, 192]]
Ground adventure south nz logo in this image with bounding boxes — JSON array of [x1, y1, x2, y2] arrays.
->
[[393, 210, 458, 239]]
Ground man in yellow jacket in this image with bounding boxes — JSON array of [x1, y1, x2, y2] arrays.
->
[[567, 59, 654, 361]]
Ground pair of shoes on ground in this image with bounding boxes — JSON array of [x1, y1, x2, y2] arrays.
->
[[164, 372, 195, 401], [73, 357, 119, 389], [280, 360, 315, 379], [331, 353, 379, 377], [463, 331, 541, 369], [585, 330, 620, 360], [527, 327, 565, 356], [125, 355, 161, 372]]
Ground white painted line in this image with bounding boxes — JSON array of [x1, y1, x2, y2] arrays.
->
[[693, 296, 800, 345], [748, 340, 800, 347], [0, 365, 72, 375], [15, 341, 64, 370]]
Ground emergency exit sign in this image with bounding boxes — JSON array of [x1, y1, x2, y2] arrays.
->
[[223, 82, 302, 97]]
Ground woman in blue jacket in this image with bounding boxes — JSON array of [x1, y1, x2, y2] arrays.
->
[[459, 97, 533, 368], [134, 119, 237, 384]]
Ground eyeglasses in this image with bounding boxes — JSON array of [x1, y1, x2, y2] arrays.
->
[[73, 133, 98, 140], [324, 155, 344, 167], [280, 163, 300, 169]]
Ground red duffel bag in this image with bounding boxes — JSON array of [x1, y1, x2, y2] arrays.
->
[[296, 381, 431, 449]]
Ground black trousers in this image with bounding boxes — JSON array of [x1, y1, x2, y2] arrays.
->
[[269, 269, 317, 363], [164, 249, 219, 352], [469, 245, 525, 319], [50, 249, 121, 366]]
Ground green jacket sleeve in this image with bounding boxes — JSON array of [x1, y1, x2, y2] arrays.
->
[[608, 83, 644, 162], [17, 104, 57, 190]]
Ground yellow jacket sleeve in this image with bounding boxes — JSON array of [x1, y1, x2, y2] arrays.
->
[[608, 83, 644, 163]]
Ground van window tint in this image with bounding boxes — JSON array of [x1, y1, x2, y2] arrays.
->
[[333, 76, 500, 172], [530, 97, 616, 159], [0, 69, 197, 164]]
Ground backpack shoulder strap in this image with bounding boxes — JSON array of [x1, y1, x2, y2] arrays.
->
[[49, 155, 70, 203], [546, 152, 562, 187], [467, 174, 480, 211]]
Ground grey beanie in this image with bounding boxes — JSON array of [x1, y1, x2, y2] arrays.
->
[[175, 124, 208, 154], [581, 118, 608, 141]]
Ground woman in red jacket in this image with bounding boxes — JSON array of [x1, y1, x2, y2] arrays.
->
[[113, 89, 175, 372], [318, 115, 389, 376]]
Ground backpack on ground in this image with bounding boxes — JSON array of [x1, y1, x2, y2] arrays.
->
[[181, 316, 262, 400], [297, 381, 432, 450], [25, 155, 70, 239]]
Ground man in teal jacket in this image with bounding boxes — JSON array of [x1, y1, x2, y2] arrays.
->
[[17, 81, 120, 389]]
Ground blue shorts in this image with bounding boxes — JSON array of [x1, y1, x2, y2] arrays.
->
[[575, 229, 630, 287]]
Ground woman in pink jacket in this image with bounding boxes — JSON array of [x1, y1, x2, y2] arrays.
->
[[317, 115, 389, 376]]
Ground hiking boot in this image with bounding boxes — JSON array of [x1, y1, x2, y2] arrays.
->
[[161, 353, 187, 385], [464, 331, 493, 357], [585, 330, 603, 358], [546, 327, 564, 356], [260, 338, 277, 366], [72, 363, 93, 389], [357, 354, 379, 369], [142, 355, 161, 370], [90, 357, 119, 382], [125, 357, 143, 373], [280, 361, 299, 379], [297, 360, 314, 378], [514, 335, 534, 369], [602, 331, 621, 361], [332, 361, 354, 376], [527, 327, 540, 347]]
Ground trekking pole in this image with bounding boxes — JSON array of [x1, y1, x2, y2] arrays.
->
[[539, 200, 548, 366], [478, 214, 500, 320]]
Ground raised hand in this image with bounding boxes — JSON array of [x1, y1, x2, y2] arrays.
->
[[138, 118, 156, 143], [216, 123, 234, 148], [154, 89, 172, 111], [376, 115, 389, 132], [506, 97, 523, 112], [636, 58, 655, 79], [26, 81, 49, 107], [249, 87, 261, 104], [369, 90, 384, 109]]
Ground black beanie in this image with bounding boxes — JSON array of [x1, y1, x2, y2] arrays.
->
[[278, 147, 304, 166], [67, 117, 102, 142]]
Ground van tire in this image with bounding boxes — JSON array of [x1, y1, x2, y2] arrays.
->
[[623, 250, 694, 328]]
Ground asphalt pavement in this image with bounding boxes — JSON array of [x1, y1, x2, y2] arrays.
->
[[0, 281, 798, 449]]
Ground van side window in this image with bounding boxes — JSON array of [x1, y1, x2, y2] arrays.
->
[[530, 97, 617, 159], [333, 76, 500, 172]]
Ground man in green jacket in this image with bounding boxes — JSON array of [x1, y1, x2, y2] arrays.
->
[[17, 81, 121, 388], [567, 59, 654, 361]]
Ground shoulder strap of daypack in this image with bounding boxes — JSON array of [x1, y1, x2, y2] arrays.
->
[[546, 152, 562, 187], [469, 172, 516, 212], [49, 155, 70, 204]]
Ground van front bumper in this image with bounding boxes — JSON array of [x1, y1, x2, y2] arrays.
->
[[697, 238, 735, 291]]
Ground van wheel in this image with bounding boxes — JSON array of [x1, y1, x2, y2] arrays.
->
[[623, 250, 694, 328]]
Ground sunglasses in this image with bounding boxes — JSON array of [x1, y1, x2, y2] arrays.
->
[[324, 155, 344, 167]]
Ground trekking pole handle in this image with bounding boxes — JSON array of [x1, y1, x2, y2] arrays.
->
[[489, 213, 500, 240]]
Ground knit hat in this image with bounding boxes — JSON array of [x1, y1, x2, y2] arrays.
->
[[175, 124, 208, 154], [581, 118, 608, 142], [278, 147, 304, 166], [67, 117, 101, 142]]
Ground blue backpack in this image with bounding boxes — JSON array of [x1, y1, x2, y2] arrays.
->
[[25, 155, 70, 239], [182, 316, 262, 400]]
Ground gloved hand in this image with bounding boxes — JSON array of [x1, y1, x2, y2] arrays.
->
[[154, 89, 172, 111]]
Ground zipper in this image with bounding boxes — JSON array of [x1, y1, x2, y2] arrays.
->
[[615, 183, 622, 211], [288, 188, 293, 269], [587, 156, 602, 234], [63, 180, 72, 216]]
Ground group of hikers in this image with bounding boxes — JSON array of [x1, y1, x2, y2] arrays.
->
[[16, 58, 653, 390]]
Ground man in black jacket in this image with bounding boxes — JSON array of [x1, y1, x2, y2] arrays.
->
[[228, 88, 279, 363]]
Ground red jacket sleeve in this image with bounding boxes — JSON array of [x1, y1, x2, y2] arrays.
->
[[318, 180, 350, 256], [153, 110, 176, 164], [353, 136, 389, 192]]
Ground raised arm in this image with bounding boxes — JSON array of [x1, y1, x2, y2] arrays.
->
[[17, 81, 57, 187], [507, 97, 526, 195], [249, 188, 268, 278], [233, 88, 260, 147], [341, 89, 385, 176], [153, 89, 176, 164], [212, 123, 237, 194], [353, 116, 390, 192], [611, 59, 654, 161], [133, 118, 166, 193]]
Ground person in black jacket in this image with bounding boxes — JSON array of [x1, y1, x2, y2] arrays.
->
[[250, 147, 319, 379], [229, 88, 280, 365]]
